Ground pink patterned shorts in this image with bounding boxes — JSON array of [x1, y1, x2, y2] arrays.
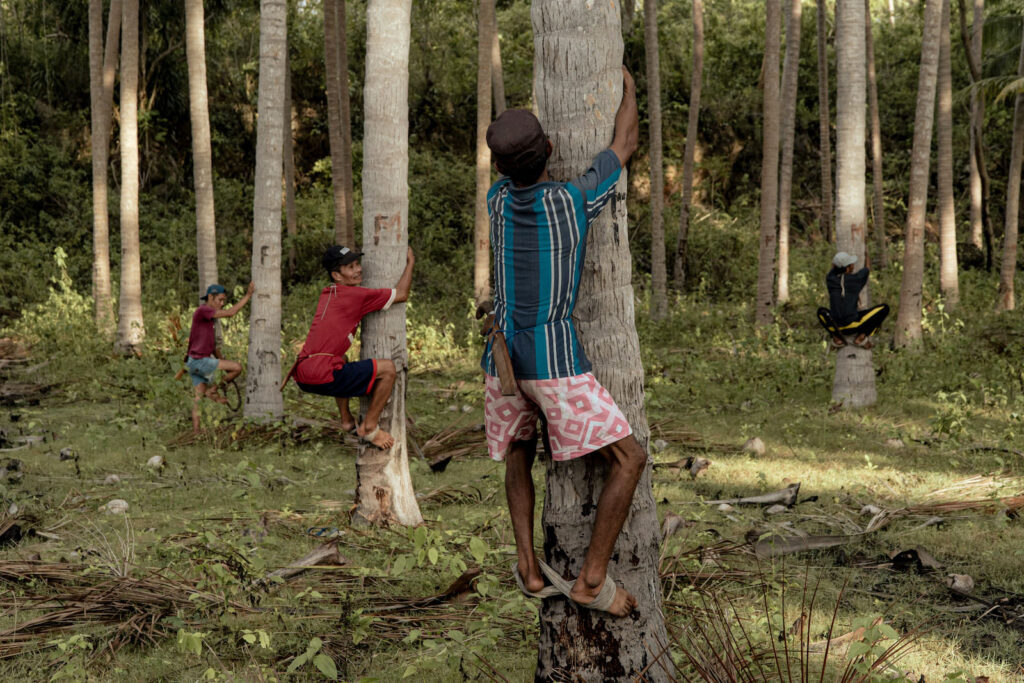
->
[[484, 373, 633, 462]]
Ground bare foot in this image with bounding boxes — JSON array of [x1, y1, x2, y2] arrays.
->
[[853, 335, 873, 349], [569, 577, 637, 617], [358, 425, 395, 449], [517, 559, 545, 594], [338, 420, 357, 434], [205, 389, 228, 405], [830, 336, 847, 348]]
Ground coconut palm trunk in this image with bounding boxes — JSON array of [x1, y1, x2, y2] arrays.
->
[[490, 3, 505, 116], [532, 2, 671, 679], [474, 0, 494, 307], [866, 2, 887, 267], [645, 0, 668, 320], [777, 0, 801, 305], [996, 19, 1024, 311], [937, 0, 959, 309], [833, 0, 875, 409], [674, 0, 703, 289], [817, 0, 833, 243], [186, 0, 219, 303], [116, 0, 145, 354], [325, 0, 355, 248], [967, 0, 985, 249], [88, 0, 120, 337], [356, 0, 422, 527], [284, 35, 298, 276], [756, 0, 781, 326], [244, 0, 287, 420], [894, 0, 943, 347]]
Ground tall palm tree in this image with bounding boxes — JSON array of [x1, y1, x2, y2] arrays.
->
[[756, 0, 781, 326], [997, 19, 1024, 311], [866, 2, 887, 267], [116, 0, 145, 354], [833, 0, 875, 409], [777, 0, 802, 305], [817, 0, 834, 242], [894, 0, 943, 347], [325, 0, 355, 248], [244, 0, 287, 420], [675, 0, 703, 290], [490, 2, 505, 116], [357, 0, 422, 527], [88, 0, 121, 337], [937, 0, 959, 309], [532, 1, 670, 679], [645, 0, 667, 320], [284, 31, 298, 275], [968, 0, 985, 250], [185, 0, 219, 302], [474, 0, 494, 308]]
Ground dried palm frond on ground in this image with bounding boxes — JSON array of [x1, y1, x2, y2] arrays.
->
[[167, 417, 350, 449], [0, 561, 253, 658]]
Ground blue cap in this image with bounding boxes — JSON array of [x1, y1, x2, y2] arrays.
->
[[201, 284, 226, 300]]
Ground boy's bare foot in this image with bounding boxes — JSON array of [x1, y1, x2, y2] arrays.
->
[[205, 389, 228, 404], [516, 559, 545, 594], [357, 424, 395, 449], [569, 577, 637, 617]]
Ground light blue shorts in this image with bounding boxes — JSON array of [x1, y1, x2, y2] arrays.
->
[[186, 356, 220, 387]]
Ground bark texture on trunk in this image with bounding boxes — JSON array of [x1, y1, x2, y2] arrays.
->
[[776, 0, 802, 304], [997, 20, 1024, 311], [474, 0, 494, 307], [284, 39, 298, 275], [894, 0, 942, 347], [968, 0, 985, 249], [490, 3, 506, 116], [756, 0, 781, 326], [817, 0, 833, 243], [674, 0, 703, 290], [532, 2, 670, 680], [89, 0, 120, 337], [186, 0, 219, 302], [357, 0, 422, 527], [645, 0, 667, 320], [937, 0, 959, 309], [244, 0, 287, 420], [325, 0, 355, 248], [866, 2, 887, 267], [833, 0, 874, 408], [116, 0, 145, 354]]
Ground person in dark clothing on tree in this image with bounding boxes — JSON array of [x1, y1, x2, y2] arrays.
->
[[816, 251, 889, 350]]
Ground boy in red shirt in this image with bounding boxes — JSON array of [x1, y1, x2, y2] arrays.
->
[[290, 245, 414, 449], [186, 282, 254, 432]]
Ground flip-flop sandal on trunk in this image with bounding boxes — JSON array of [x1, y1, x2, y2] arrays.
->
[[537, 559, 621, 613], [512, 563, 561, 599]]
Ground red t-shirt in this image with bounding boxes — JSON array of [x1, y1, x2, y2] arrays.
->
[[187, 305, 217, 358], [294, 285, 396, 385]]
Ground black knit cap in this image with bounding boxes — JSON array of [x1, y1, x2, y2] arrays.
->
[[486, 109, 548, 174]]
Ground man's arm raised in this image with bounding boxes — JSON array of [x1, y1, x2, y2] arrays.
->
[[213, 282, 254, 319], [393, 248, 415, 303], [609, 66, 639, 167]]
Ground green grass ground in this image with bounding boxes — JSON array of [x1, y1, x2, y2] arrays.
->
[[2, 248, 1024, 681]]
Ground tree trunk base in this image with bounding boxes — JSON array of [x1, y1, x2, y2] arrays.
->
[[832, 340, 876, 409]]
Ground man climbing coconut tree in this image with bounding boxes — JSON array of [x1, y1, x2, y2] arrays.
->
[[481, 67, 643, 617], [816, 251, 889, 350], [283, 245, 414, 449]]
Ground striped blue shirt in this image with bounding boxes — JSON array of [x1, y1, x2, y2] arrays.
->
[[482, 149, 622, 380]]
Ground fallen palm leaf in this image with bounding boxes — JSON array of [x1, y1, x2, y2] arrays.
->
[[370, 568, 482, 612], [704, 483, 801, 507], [250, 540, 348, 592]]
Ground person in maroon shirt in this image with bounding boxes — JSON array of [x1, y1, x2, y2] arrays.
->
[[186, 282, 254, 432], [285, 245, 414, 449]]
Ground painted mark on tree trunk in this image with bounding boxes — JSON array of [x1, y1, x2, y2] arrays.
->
[[373, 213, 401, 246]]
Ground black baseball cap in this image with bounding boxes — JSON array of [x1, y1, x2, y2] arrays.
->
[[322, 245, 361, 272], [486, 109, 548, 174]]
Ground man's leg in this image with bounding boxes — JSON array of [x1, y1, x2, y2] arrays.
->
[[218, 359, 242, 384], [817, 307, 846, 346], [849, 304, 890, 347], [335, 397, 356, 432], [568, 434, 645, 617], [506, 437, 543, 593], [357, 358, 397, 448]]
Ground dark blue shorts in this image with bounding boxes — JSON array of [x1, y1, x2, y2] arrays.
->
[[297, 359, 378, 398]]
